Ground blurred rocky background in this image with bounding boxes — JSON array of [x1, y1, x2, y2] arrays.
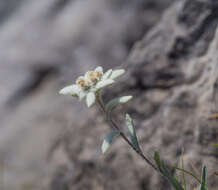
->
[[0, 0, 218, 189]]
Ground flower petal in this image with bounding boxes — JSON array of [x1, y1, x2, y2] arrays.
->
[[102, 69, 112, 80], [110, 69, 125, 80], [84, 72, 90, 81], [59, 85, 79, 97], [78, 90, 87, 100], [95, 66, 103, 73], [96, 79, 114, 90], [86, 92, 96, 107]]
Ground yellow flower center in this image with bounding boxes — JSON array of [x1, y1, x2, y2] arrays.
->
[[87, 71, 102, 83], [96, 71, 103, 78], [76, 77, 89, 88]]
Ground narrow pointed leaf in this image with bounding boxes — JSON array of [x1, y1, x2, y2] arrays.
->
[[161, 161, 184, 190], [106, 96, 132, 113], [102, 130, 120, 154], [154, 151, 162, 172], [200, 165, 207, 190], [125, 114, 140, 151]]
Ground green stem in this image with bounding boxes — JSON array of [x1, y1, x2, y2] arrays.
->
[[96, 92, 159, 173]]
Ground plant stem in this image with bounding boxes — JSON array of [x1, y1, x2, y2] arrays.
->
[[96, 93, 159, 173]]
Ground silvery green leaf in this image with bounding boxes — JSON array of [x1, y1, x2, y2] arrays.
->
[[200, 165, 207, 190], [102, 69, 112, 80], [95, 66, 103, 72], [110, 69, 125, 80], [125, 114, 140, 151], [154, 151, 162, 172], [86, 92, 96, 107], [59, 85, 79, 97], [96, 79, 114, 90], [102, 130, 120, 154], [105, 96, 133, 113]]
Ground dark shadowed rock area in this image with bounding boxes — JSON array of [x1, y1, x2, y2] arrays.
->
[[0, 0, 218, 189]]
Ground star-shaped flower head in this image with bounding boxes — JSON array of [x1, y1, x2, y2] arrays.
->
[[59, 66, 125, 107]]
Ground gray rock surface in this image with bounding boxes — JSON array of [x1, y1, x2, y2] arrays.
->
[[50, 0, 218, 189], [0, 0, 174, 189], [1, 0, 218, 189]]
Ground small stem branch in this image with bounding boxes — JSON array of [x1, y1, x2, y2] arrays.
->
[[96, 93, 159, 172]]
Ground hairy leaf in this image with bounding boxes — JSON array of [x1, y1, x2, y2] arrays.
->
[[106, 96, 132, 113], [125, 114, 140, 151], [102, 130, 120, 154]]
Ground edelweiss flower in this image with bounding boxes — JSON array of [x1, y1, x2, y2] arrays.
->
[[59, 66, 125, 107]]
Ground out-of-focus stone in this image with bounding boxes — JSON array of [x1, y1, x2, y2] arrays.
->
[[58, 0, 218, 189], [0, 0, 174, 189]]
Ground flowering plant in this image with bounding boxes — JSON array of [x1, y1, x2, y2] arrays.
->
[[60, 66, 209, 190], [60, 66, 125, 107]]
